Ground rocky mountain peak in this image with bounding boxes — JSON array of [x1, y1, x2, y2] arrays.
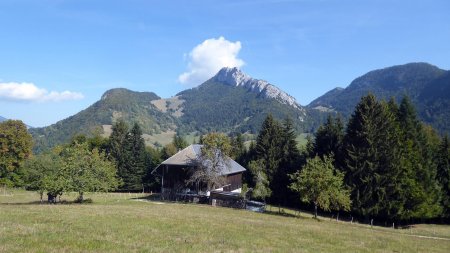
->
[[212, 67, 302, 110]]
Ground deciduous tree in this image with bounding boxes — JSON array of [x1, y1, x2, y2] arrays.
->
[[187, 133, 231, 191], [0, 120, 33, 187], [62, 142, 119, 202], [289, 155, 351, 219]]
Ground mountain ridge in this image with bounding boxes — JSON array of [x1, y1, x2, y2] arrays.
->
[[29, 68, 312, 152], [308, 62, 450, 133], [211, 67, 302, 109], [28, 62, 450, 152]]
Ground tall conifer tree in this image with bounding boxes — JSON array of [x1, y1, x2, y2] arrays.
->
[[256, 114, 283, 178], [343, 94, 403, 220], [274, 117, 300, 205], [124, 123, 147, 191], [398, 96, 442, 218], [436, 136, 450, 217], [108, 120, 130, 189], [313, 115, 344, 169]]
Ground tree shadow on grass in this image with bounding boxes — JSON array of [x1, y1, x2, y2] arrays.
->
[[131, 194, 161, 201], [263, 209, 309, 219], [0, 199, 93, 206]]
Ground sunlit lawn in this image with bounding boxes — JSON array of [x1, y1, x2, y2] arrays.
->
[[1, 189, 449, 252]]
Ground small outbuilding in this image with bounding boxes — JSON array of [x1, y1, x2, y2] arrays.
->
[[152, 144, 246, 200]]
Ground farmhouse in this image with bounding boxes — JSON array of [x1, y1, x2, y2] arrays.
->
[[152, 144, 246, 200]]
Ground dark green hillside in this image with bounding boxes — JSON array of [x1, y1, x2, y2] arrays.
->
[[30, 88, 177, 152], [418, 72, 450, 133], [308, 87, 344, 109], [177, 80, 313, 134], [308, 63, 450, 134]]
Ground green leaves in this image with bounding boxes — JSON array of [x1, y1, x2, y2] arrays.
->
[[187, 133, 231, 191], [23, 142, 119, 201], [289, 155, 351, 217], [248, 159, 271, 201], [108, 121, 149, 191], [0, 120, 33, 187], [62, 142, 119, 196]]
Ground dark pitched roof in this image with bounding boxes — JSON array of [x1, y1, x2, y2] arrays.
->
[[154, 144, 246, 175]]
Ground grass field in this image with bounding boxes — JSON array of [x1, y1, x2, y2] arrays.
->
[[1, 190, 449, 252]]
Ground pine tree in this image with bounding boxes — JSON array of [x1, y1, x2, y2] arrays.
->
[[123, 123, 147, 191], [281, 117, 300, 165], [343, 94, 403, 220], [230, 133, 246, 162], [397, 96, 442, 219], [436, 136, 450, 217], [256, 114, 283, 178], [274, 117, 300, 206], [313, 115, 344, 169], [108, 120, 131, 190], [255, 114, 283, 203]]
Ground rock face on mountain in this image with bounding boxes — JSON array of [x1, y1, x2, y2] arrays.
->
[[176, 67, 312, 134], [308, 62, 450, 134], [213, 67, 302, 109], [0, 116, 6, 122]]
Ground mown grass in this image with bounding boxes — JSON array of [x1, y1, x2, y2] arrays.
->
[[1, 190, 449, 252]]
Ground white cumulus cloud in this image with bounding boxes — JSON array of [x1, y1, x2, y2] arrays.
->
[[178, 36, 245, 86], [0, 82, 84, 102]]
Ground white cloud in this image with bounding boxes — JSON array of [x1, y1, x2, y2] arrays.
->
[[178, 36, 245, 86], [0, 82, 84, 102]]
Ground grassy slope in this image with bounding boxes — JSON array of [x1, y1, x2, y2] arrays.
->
[[1, 190, 449, 253]]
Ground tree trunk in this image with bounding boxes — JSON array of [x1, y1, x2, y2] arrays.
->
[[314, 204, 318, 219], [79, 192, 84, 202], [47, 193, 56, 203]]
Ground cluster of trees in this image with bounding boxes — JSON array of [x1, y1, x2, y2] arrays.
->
[[308, 95, 449, 221], [235, 115, 350, 218], [239, 94, 449, 222], [0, 120, 119, 202], [61, 120, 189, 193], [0, 118, 187, 202], [25, 142, 118, 202], [1, 93, 448, 220]]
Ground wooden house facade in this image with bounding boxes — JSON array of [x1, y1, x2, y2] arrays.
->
[[152, 144, 246, 200]]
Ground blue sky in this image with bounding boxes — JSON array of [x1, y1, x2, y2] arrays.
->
[[0, 0, 449, 127]]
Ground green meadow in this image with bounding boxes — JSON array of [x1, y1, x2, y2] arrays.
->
[[1, 190, 449, 253]]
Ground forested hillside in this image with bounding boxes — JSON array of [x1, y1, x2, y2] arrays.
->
[[28, 63, 450, 153], [29, 69, 327, 152], [308, 63, 450, 134], [29, 88, 177, 153], [177, 80, 314, 134]]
